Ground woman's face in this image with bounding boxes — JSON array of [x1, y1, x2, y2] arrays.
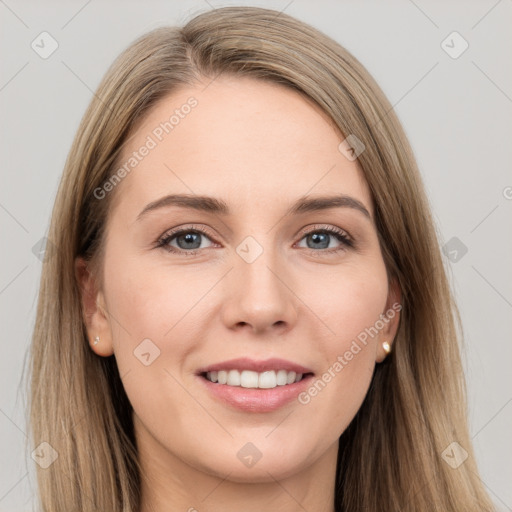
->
[[80, 75, 400, 483]]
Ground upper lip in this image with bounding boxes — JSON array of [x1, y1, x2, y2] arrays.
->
[[196, 357, 314, 375]]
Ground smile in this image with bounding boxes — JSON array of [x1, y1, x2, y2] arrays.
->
[[203, 369, 310, 389]]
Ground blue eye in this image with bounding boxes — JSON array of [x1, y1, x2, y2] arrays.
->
[[156, 224, 353, 256], [157, 226, 215, 256], [297, 227, 353, 252]]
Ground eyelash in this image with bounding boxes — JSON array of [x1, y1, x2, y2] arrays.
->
[[155, 224, 354, 257]]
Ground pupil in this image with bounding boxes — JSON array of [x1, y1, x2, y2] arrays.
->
[[180, 233, 200, 249], [310, 233, 328, 249]]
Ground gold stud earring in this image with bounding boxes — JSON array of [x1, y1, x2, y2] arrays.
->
[[93, 336, 100, 345], [382, 341, 391, 354]]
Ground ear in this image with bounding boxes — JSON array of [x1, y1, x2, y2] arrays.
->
[[375, 276, 402, 363], [75, 257, 114, 357]]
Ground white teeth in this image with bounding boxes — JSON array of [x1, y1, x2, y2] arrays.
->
[[240, 370, 259, 388], [204, 369, 307, 389], [258, 371, 276, 389], [276, 369, 288, 385], [227, 369, 241, 386]]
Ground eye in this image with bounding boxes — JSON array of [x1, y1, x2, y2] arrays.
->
[[156, 223, 354, 256], [156, 225, 217, 256], [295, 225, 353, 254]]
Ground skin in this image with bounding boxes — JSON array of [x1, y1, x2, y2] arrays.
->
[[77, 75, 401, 512]]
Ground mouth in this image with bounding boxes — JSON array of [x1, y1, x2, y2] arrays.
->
[[195, 356, 314, 389], [195, 357, 315, 412], [199, 369, 314, 389]]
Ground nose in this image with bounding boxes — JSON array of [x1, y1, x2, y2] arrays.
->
[[220, 245, 299, 335]]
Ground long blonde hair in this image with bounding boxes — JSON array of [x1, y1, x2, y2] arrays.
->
[[28, 6, 495, 511]]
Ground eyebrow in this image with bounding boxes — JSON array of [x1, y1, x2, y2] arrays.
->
[[136, 193, 372, 222]]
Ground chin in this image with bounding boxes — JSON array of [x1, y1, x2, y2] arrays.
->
[[194, 446, 310, 483]]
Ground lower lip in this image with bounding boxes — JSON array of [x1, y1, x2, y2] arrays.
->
[[197, 374, 314, 413]]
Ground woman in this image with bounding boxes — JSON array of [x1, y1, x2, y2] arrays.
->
[[28, 6, 495, 511]]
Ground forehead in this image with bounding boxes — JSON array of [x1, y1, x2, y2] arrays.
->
[[110, 75, 373, 219]]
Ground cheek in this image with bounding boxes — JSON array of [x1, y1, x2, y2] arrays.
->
[[101, 249, 219, 419], [103, 248, 210, 345], [297, 261, 387, 425], [313, 258, 389, 347], [101, 254, 202, 441]]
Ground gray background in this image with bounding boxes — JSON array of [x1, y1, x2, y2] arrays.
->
[[1, 0, 511, 510]]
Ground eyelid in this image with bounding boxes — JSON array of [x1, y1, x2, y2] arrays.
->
[[158, 223, 217, 241], [156, 223, 219, 250], [295, 223, 353, 243]]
